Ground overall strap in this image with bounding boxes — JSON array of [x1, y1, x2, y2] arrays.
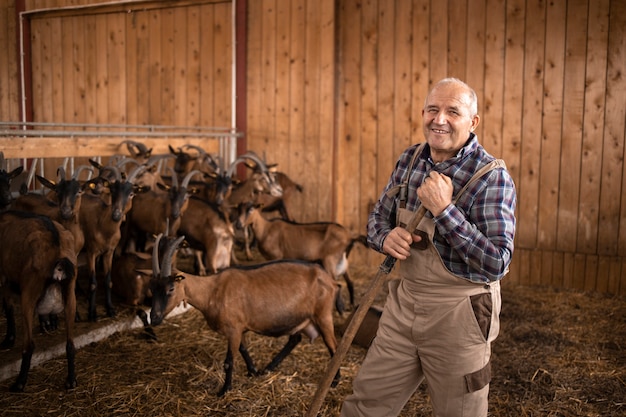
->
[[385, 143, 426, 209], [453, 159, 506, 204]]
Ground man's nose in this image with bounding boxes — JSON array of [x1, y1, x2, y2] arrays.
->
[[433, 111, 446, 124]]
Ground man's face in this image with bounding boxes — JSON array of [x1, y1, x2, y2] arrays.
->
[[421, 82, 480, 163]]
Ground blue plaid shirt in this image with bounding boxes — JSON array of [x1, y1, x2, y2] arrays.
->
[[368, 135, 517, 283]]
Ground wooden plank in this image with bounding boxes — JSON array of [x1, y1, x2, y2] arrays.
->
[[482, 0, 506, 157], [596, 256, 610, 293], [572, 253, 586, 290], [148, 9, 162, 125], [199, 4, 215, 126], [259, 0, 276, 148], [410, 0, 429, 146], [304, 0, 325, 221], [536, 0, 565, 250], [109, 13, 126, 124], [159, 8, 175, 126], [94, 13, 108, 124], [318, 0, 335, 221], [124, 12, 138, 125], [501, 0, 524, 212], [358, 0, 378, 232], [0, 136, 228, 159], [517, 248, 531, 286], [287, 0, 306, 221], [0, 4, 8, 120], [29, 17, 44, 121], [272, 0, 291, 180], [552, 251, 564, 288], [465, 0, 485, 140], [604, 0, 626, 256], [539, 250, 552, 286], [583, 255, 598, 292], [428, 0, 447, 83], [72, 15, 86, 124], [447, 0, 467, 80], [134, 9, 150, 125], [578, 0, 610, 255], [376, 0, 396, 196], [606, 256, 622, 295], [336, 0, 360, 225], [516, 0, 545, 249], [562, 252, 575, 289], [212, 2, 231, 127], [84, 15, 97, 122], [61, 15, 75, 123], [392, 0, 413, 157], [172, 6, 188, 126], [185, 6, 200, 125], [556, 0, 587, 252]]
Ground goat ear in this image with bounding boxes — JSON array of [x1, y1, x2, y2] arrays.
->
[[36, 175, 56, 190], [135, 269, 153, 276]]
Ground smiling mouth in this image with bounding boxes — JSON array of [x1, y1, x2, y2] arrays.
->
[[432, 128, 449, 134]]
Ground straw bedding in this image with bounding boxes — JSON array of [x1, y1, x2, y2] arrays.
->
[[1, 253, 624, 416]]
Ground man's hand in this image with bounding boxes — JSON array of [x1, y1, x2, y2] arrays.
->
[[417, 171, 453, 216], [383, 227, 425, 260]]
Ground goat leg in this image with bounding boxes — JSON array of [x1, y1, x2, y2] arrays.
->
[[87, 269, 98, 322], [1, 299, 16, 349], [263, 333, 302, 373], [238, 342, 260, 376], [218, 349, 235, 397]]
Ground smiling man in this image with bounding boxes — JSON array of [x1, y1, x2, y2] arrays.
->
[[340, 78, 517, 417]]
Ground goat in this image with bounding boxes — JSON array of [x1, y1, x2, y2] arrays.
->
[[0, 152, 24, 211], [148, 234, 341, 396], [255, 171, 304, 221], [237, 202, 367, 306], [177, 196, 234, 275], [0, 210, 77, 392], [225, 152, 283, 260], [80, 165, 144, 321], [111, 233, 178, 306], [12, 166, 93, 256], [122, 169, 200, 254]]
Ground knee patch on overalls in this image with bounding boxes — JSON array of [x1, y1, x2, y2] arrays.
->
[[465, 361, 491, 393]]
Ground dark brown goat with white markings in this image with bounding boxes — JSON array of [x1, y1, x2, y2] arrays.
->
[[0, 210, 77, 392], [149, 234, 341, 396]]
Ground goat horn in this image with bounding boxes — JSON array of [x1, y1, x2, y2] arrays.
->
[[181, 144, 207, 157], [120, 140, 150, 156], [145, 153, 175, 169], [167, 167, 179, 188], [161, 235, 185, 278], [126, 164, 147, 183], [104, 165, 122, 181], [72, 165, 94, 180], [57, 166, 67, 181], [182, 169, 202, 188], [116, 157, 141, 169], [153, 233, 162, 277], [241, 151, 270, 173]]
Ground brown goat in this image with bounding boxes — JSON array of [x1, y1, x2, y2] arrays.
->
[[0, 210, 78, 392], [177, 196, 234, 275], [237, 203, 367, 305], [79, 165, 144, 321], [148, 234, 341, 396], [122, 169, 200, 253]]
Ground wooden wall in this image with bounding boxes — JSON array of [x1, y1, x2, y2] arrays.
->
[[1, 0, 625, 294], [245, 0, 626, 295]]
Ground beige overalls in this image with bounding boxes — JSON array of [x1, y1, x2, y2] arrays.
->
[[342, 160, 504, 417]]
